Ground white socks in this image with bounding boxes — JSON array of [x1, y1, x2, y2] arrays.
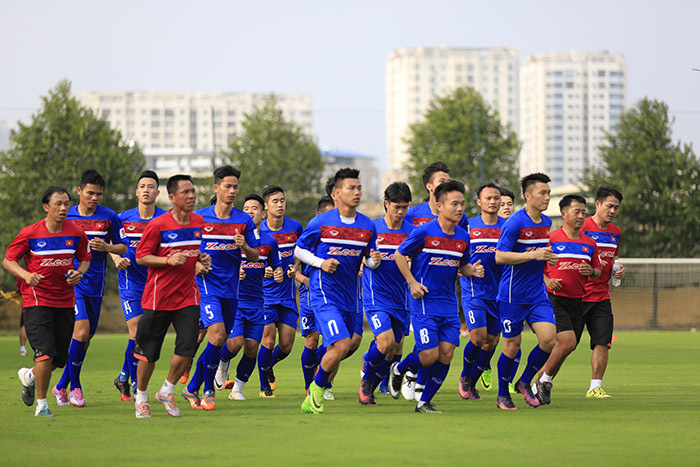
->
[[540, 373, 553, 383], [135, 390, 148, 404], [589, 379, 602, 391], [232, 378, 246, 393], [160, 379, 176, 396]]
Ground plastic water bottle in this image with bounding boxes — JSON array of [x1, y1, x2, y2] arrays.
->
[[611, 260, 622, 287]]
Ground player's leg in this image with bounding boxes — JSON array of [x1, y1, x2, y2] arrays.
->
[[230, 319, 261, 401], [300, 304, 319, 392], [217, 311, 246, 391], [495, 301, 525, 409], [417, 316, 459, 413], [460, 299, 489, 398], [586, 300, 614, 398], [133, 309, 173, 418], [389, 313, 439, 400], [19, 312, 27, 356], [115, 298, 142, 401], [257, 305, 278, 393], [360, 311, 395, 405], [55, 298, 91, 399]]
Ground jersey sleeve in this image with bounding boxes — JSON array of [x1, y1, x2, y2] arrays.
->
[[108, 211, 127, 245], [296, 216, 321, 251], [458, 214, 470, 232], [397, 225, 424, 258], [136, 221, 160, 258], [364, 224, 378, 257], [496, 216, 520, 252], [244, 216, 260, 249], [75, 230, 91, 262], [591, 244, 602, 270], [4, 228, 29, 262], [267, 238, 281, 269]]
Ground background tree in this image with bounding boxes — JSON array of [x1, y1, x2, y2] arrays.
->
[[0, 79, 145, 287], [224, 95, 324, 223], [404, 87, 520, 215], [582, 97, 700, 257]]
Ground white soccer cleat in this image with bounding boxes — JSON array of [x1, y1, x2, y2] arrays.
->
[[214, 360, 230, 391], [402, 371, 417, 401], [228, 389, 246, 401]]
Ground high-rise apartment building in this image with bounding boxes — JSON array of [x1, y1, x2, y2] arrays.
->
[[519, 50, 627, 187], [385, 46, 519, 180]]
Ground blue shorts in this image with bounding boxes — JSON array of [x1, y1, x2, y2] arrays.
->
[[120, 297, 144, 322], [200, 295, 237, 333], [499, 296, 555, 338], [366, 308, 407, 343], [263, 303, 298, 329], [411, 313, 461, 351], [299, 299, 317, 337], [75, 296, 103, 335], [315, 305, 356, 346], [463, 297, 501, 337], [354, 306, 364, 337], [229, 307, 264, 342]]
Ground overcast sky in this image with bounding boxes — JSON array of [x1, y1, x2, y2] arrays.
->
[[1, 0, 698, 164]]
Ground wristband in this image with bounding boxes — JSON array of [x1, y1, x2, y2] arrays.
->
[[165, 256, 170, 266]]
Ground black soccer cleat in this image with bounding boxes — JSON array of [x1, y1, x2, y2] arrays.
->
[[496, 395, 517, 410], [415, 401, 442, 414], [114, 378, 133, 402], [534, 380, 552, 405], [388, 363, 403, 400]]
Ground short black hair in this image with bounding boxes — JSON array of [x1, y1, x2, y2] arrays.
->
[[520, 172, 551, 195], [384, 182, 412, 205], [434, 179, 465, 203], [167, 174, 193, 195], [214, 165, 241, 184], [138, 170, 159, 186], [80, 169, 105, 188], [317, 196, 335, 212], [325, 177, 336, 197], [42, 186, 71, 205], [422, 162, 450, 189], [595, 186, 623, 203], [476, 182, 501, 199], [333, 167, 360, 189], [559, 194, 587, 211], [499, 186, 515, 201], [244, 193, 265, 210], [262, 185, 284, 203]]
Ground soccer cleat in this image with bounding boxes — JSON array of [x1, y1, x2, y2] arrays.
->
[[415, 402, 442, 414], [534, 380, 552, 405], [35, 406, 55, 417], [509, 382, 517, 394], [178, 366, 191, 384], [324, 388, 335, 401], [20, 347, 27, 356], [388, 363, 403, 400], [69, 388, 86, 407], [514, 380, 540, 407], [479, 368, 493, 391], [181, 388, 202, 409], [586, 387, 613, 399], [360, 352, 367, 378], [414, 385, 424, 402], [358, 380, 374, 405], [114, 378, 133, 402], [378, 380, 390, 394], [496, 395, 518, 410], [52, 385, 69, 406], [228, 389, 246, 401], [402, 372, 417, 401], [301, 395, 313, 414], [224, 380, 235, 390], [458, 377, 481, 400], [214, 360, 229, 391], [18, 368, 35, 407], [200, 390, 215, 410], [268, 368, 277, 391], [155, 390, 180, 417], [308, 382, 325, 414], [259, 387, 275, 398], [135, 401, 151, 419]]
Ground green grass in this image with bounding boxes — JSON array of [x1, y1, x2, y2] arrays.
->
[[1, 332, 699, 465]]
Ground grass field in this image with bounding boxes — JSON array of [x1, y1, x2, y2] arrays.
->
[[1, 331, 699, 465]]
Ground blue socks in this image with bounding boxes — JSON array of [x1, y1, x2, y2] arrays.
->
[[126, 339, 137, 385], [257, 345, 273, 390], [396, 351, 421, 375], [416, 367, 428, 387], [314, 364, 331, 388], [118, 339, 134, 382], [220, 344, 237, 363], [236, 354, 256, 383], [202, 342, 223, 392], [187, 351, 206, 393], [509, 348, 522, 383], [518, 345, 551, 385], [461, 340, 480, 378], [57, 339, 87, 390], [497, 352, 516, 397], [468, 348, 493, 387], [301, 346, 317, 390], [271, 345, 289, 367], [420, 361, 450, 403], [362, 343, 386, 382]]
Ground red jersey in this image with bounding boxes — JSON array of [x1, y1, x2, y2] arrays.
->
[[545, 228, 600, 299], [5, 219, 91, 308], [136, 211, 204, 311], [582, 217, 621, 302]]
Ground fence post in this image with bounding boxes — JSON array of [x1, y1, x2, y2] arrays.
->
[[651, 264, 659, 329]]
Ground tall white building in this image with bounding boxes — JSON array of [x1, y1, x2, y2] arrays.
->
[[385, 46, 519, 181], [75, 90, 314, 176], [520, 51, 627, 187]]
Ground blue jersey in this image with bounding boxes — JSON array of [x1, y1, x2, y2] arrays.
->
[[397, 220, 470, 316], [460, 214, 505, 300], [405, 201, 470, 232], [68, 204, 126, 297], [496, 208, 552, 304], [195, 205, 259, 298], [363, 217, 414, 311], [261, 217, 303, 306], [296, 208, 377, 311], [239, 231, 281, 309], [117, 206, 167, 299]]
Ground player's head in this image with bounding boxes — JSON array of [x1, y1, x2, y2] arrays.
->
[[498, 186, 515, 218], [559, 194, 587, 230], [167, 174, 196, 212], [325, 176, 336, 199], [422, 162, 450, 199], [476, 182, 501, 215], [316, 195, 335, 214], [520, 172, 551, 213], [383, 181, 411, 223], [77, 169, 105, 208], [213, 165, 241, 205], [262, 185, 286, 218], [42, 186, 71, 221], [333, 167, 361, 209], [594, 186, 623, 224], [137, 170, 160, 206], [243, 193, 266, 226], [434, 179, 465, 224]]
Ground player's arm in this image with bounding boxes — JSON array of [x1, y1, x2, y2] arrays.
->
[[89, 238, 127, 255], [613, 256, 626, 279], [394, 250, 427, 299], [110, 251, 130, 270], [459, 259, 484, 278], [294, 246, 338, 274], [543, 273, 562, 291], [2, 258, 44, 286], [237, 220, 260, 262], [66, 260, 90, 285], [495, 247, 557, 265], [364, 229, 381, 270]]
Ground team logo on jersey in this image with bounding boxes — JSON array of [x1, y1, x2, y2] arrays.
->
[[330, 230, 339, 236], [556, 245, 565, 251], [376, 232, 408, 246], [168, 233, 178, 239], [431, 240, 440, 246], [473, 230, 481, 236], [40, 258, 72, 267], [38, 241, 46, 247], [204, 226, 214, 232], [377, 236, 384, 243], [474, 245, 496, 253], [328, 246, 362, 257], [429, 257, 460, 267], [65, 240, 73, 247], [128, 225, 136, 231], [525, 231, 532, 237]]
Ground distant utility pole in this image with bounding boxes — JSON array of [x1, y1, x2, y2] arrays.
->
[[211, 106, 216, 170], [474, 106, 485, 184]]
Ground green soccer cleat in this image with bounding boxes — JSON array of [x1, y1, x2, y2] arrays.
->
[[509, 382, 517, 394], [18, 368, 35, 407], [308, 382, 325, 414], [35, 406, 55, 417], [479, 368, 493, 391], [415, 402, 442, 414], [586, 387, 613, 399]]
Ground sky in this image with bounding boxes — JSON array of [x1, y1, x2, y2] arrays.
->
[[1, 0, 698, 165]]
